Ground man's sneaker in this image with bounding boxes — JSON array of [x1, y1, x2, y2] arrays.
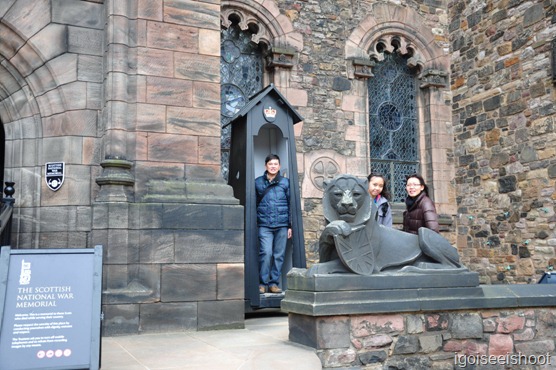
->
[[269, 285, 282, 293], [259, 285, 266, 294]]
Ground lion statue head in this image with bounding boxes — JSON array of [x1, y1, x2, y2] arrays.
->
[[322, 174, 371, 225]]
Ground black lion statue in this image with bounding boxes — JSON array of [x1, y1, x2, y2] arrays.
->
[[307, 174, 467, 276]]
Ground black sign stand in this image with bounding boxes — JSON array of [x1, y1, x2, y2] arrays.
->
[[0, 246, 103, 370]]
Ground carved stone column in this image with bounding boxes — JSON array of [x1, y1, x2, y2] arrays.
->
[[95, 1, 137, 202]]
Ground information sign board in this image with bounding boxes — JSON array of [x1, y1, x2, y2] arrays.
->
[[0, 246, 103, 370]]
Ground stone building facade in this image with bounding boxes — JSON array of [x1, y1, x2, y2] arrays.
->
[[1, 0, 244, 334], [0, 0, 554, 333], [451, 1, 556, 284]]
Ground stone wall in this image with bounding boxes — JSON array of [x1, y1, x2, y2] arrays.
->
[[450, 0, 556, 283], [290, 308, 556, 369], [272, 0, 454, 265], [95, 0, 245, 334], [0, 0, 245, 334]]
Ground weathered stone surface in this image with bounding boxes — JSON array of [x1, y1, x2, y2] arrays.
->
[[137, 48, 174, 77], [418, 334, 442, 353], [102, 263, 160, 303], [52, 0, 104, 29], [167, 106, 220, 135], [29, 23, 67, 61], [138, 0, 163, 20], [10, 42, 45, 78], [216, 263, 244, 300], [319, 348, 357, 368], [164, 0, 220, 30], [450, 313, 483, 339], [68, 26, 103, 56], [147, 133, 198, 162], [393, 335, 419, 354], [523, 3, 545, 27], [42, 109, 97, 137], [175, 230, 243, 263], [147, 21, 198, 52], [139, 302, 197, 332], [174, 52, 219, 82], [295, 306, 556, 368], [454, 0, 556, 284], [498, 176, 517, 193], [138, 230, 175, 263], [425, 314, 449, 331], [385, 355, 431, 370], [332, 77, 351, 91], [146, 76, 193, 106], [358, 350, 387, 364], [316, 317, 351, 349], [192, 81, 219, 109], [198, 299, 244, 330], [102, 304, 140, 335], [136, 103, 166, 132], [514, 339, 555, 355], [161, 264, 216, 302], [4, 0, 50, 39], [199, 29, 219, 56]]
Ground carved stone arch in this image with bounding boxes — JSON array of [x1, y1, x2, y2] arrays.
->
[[0, 20, 64, 210], [0, 22, 47, 125], [222, 0, 303, 72], [346, 3, 448, 77], [221, 7, 273, 49], [345, 3, 454, 215], [369, 34, 425, 73]]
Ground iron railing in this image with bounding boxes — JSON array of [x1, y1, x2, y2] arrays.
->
[[0, 182, 15, 246]]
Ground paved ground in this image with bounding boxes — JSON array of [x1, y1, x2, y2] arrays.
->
[[100, 311, 322, 370]]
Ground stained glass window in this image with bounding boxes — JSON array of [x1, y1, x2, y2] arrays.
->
[[220, 24, 264, 180], [368, 52, 419, 202]]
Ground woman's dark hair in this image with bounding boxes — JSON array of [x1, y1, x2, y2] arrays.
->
[[265, 154, 280, 164], [367, 172, 391, 200], [405, 173, 429, 196]]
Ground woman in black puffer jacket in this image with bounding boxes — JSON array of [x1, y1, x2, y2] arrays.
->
[[403, 174, 439, 234]]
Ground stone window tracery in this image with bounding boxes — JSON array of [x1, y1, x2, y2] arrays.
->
[[220, 16, 266, 180], [220, 6, 297, 180], [368, 37, 421, 202]]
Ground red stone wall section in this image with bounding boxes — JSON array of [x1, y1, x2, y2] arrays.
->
[[314, 309, 556, 369]]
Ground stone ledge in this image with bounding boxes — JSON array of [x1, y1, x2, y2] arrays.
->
[[281, 268, 556, 316], [286, 268, 480, 291]]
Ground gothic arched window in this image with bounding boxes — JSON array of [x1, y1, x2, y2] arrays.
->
[[368, 52, 419, 202], [220, 23, 265, 180]]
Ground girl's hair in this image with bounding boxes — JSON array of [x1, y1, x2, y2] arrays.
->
[[405, 173, 429, 196], [367, 172, 391, 200]]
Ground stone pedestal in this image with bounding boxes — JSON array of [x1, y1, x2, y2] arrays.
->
[[282, 268, 556, 369]]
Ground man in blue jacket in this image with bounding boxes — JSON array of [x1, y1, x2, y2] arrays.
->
[[255, 154, 292, 294]]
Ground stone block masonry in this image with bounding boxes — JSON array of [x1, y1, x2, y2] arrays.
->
[[450, 0, 556, 284], [289, 308, 556, 369], [283, 269, 556, 369]]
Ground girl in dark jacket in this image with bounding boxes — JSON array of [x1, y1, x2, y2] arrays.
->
[[403, 174, 439, 234]]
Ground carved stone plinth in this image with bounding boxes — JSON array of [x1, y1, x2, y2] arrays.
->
[[282, 268, 556, 369]]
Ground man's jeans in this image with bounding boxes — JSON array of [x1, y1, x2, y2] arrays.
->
[[258, 226, 287, 287]]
